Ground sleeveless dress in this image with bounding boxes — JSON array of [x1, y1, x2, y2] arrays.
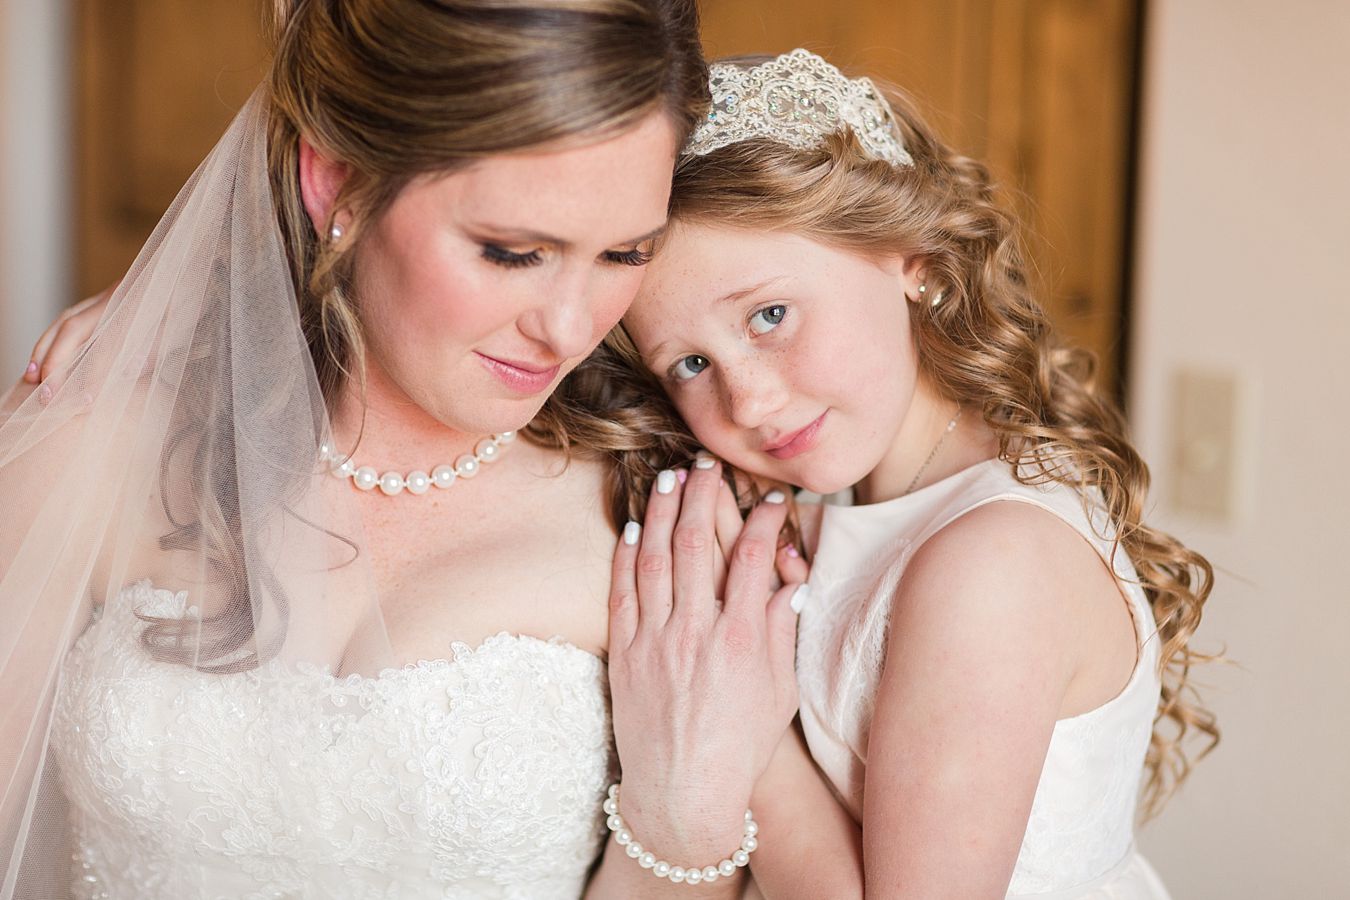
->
[[49, 581, 615, 899], [796, 459, 1171, 898]]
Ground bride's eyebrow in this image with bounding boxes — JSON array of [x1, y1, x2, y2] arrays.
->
[[465, 221, 668, 249]]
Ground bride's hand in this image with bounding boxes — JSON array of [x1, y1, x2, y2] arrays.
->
[[606, 457, 805, 862], [22, 286, 114, 393]]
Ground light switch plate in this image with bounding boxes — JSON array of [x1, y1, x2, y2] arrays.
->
[[1168, 368, 1241, 521]]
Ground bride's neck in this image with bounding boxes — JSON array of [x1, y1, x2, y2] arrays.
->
[[329, 353, 484, 467]]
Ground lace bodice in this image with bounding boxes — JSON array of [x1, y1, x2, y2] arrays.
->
[[51, 581, 615, 900], [796, 460, 1169, 898]]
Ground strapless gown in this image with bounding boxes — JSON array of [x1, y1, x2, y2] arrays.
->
[[50, 581, 615, 899]]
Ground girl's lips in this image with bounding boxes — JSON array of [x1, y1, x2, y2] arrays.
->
[[764, 411, 827, 460], [476, 352, 561, 395]]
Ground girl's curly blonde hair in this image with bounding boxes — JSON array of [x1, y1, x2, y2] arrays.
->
[[535, 63, 1218, 818]]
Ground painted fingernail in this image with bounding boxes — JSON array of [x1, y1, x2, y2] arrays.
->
[[656, 470, 677, 495], [790, 583, 811, 614], [694, 455, 717, 470], [763, 489, 786, 504], [37, 384, 53, 405], [623, 521, 641, 545], [786, 545, 800, 558], [676, 469, 688, 485], [25, 361, 38, 379]]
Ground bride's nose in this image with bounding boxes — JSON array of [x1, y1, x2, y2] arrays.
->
[[517, 267, 597, 360]]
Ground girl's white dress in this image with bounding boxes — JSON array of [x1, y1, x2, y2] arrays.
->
[[50, 582, 615, 899], [797, 459, 1171, 898]]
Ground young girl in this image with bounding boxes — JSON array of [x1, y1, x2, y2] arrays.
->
[[595, 49, 1218, 897]]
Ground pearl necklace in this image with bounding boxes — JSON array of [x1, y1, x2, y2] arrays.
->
[[319, 431, 515, 496]]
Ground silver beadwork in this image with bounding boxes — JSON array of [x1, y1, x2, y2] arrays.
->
[[685, 49, 913, 168]]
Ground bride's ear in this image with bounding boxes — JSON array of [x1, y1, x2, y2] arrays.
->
[[298, 137, 351, 237]]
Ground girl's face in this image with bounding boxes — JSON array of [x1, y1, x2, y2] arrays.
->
[[348, 111, 680, 437], [624, 223, 925, 495]]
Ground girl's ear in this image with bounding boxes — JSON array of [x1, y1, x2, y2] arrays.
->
[[298, 137, 351, 236], [880, 253, 927, 303]]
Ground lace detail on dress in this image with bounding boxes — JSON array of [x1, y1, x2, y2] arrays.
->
[[51, 581, 615, 900]]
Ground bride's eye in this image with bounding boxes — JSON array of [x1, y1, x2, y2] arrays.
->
[[671, 354, 710, 381], [749, 304, 787, 335]]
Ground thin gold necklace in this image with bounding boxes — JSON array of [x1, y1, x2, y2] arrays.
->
[[902, 408, 962, 496]]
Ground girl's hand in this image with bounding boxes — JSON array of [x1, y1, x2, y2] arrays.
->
[[23, 287, 113, 392], [607, 458, 805, 863]]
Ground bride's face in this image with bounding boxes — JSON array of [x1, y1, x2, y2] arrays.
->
[[350, 112, 679, 436]]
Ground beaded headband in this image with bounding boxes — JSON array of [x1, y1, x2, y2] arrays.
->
[[684, 48, 913, 167]]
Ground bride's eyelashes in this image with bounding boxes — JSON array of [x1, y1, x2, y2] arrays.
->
[[479, 242, 655, 270], [481, 243, 543, 268], [604, 246, 655, 267]]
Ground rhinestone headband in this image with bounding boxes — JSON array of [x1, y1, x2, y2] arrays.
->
[[684, 48, 913, 167]]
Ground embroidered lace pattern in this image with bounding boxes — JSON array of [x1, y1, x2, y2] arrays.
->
[[50, 581, 615, 900], [685, 48, 913, 167]]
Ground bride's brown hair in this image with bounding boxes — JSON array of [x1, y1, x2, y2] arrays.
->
[[148, 0, 707, 669], [546, 59, 1218, 817]]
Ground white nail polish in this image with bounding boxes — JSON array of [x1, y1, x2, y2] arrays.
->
[[623, 521, 641, 545], [790, 583, 811, 614], [656, 470, 677, 494], [694, 456, 717, 470], [763, 489, 786, 504]]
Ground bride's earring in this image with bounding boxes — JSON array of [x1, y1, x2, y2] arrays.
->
[[329, 222, 345, 243]]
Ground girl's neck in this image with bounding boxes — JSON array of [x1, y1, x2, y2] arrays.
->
[[854, 380, 997, 505]]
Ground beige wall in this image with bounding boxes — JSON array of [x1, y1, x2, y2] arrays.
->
[[0, 0, 70, 381], [1131, 1, 1350, 895]]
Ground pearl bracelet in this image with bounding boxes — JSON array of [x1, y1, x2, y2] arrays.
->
[[603, 783, 760, 885]]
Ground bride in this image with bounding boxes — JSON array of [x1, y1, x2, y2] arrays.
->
[[0, 2, 806, 898]]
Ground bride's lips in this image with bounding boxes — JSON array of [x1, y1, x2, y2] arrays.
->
[[476, 352, 562, 395], [763, 411, 827, 460]]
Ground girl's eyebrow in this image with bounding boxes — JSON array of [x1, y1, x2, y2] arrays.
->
[[716, 275, 788, 305]]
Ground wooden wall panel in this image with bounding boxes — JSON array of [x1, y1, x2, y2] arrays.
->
[[74, 1, 1139, 393], [698, 0, 1140, 393], [75, 0, 269, 298]]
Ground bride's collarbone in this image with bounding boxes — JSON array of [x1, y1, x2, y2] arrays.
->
[[363, 456, 616, 659]]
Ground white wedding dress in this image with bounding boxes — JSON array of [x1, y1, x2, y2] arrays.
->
[[796, 459, 1172, 898], [50, 581, 616, 900]]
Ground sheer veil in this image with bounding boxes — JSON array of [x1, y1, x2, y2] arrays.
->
[[0, 89, 392, 897]]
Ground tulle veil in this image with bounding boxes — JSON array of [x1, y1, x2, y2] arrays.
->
[[0, 88, 393, 897]]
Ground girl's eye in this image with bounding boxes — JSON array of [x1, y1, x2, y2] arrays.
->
[[749, 304, 787, 335], [604, 246, 655, 267], [671, 354, 710, 381], [481, 244, 544, 269]]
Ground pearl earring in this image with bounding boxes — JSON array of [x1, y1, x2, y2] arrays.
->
[[329, 222, 344, 242], [917, 283, 944, 308]]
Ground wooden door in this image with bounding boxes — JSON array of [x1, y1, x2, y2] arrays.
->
[[699, 0, 1141, 396], [74, 1, 1140, 395], [74, 0, 269, 299]]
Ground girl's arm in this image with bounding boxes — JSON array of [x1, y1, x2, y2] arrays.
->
[[746, 721, 864, 899], [22, 287, 113, 387], [861, 501, 1095, 897]]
